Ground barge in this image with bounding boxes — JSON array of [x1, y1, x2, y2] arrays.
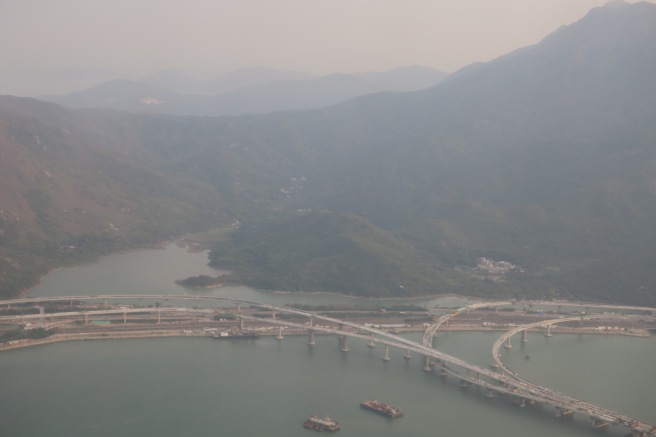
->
[[303, 414, 340, 431], [211, 330, 259, 340], [360, 400, 404, 418]]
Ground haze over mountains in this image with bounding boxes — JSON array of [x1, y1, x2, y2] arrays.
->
[[40, 66, 448, 117], [1, 1, 655, 305]]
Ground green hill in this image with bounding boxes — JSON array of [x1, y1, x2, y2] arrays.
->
[[2, 1, 656, 305], [210, 211, 472, 297]]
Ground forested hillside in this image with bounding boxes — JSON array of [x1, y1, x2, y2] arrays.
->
[[1, 1, 655, 305]]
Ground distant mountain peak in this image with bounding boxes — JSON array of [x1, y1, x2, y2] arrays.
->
[[604, 0, 628, 7]]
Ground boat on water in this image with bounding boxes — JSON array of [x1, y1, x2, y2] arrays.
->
[[303, 414, 340, 431], [360, 400, 404, 418], [211, 330, 259, 340]]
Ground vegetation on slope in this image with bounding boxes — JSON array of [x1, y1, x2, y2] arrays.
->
[[210, 210, 515, 298], [2, 2, 656, 306]]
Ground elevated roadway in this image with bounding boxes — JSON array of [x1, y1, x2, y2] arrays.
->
[[1, 295, 654, 436], [491, 315, 655, 435]]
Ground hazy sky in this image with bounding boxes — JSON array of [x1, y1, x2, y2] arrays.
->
[[0, 0, 652, 95]]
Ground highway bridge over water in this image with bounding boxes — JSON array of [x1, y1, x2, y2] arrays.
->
[[1, 294, 654, 436]]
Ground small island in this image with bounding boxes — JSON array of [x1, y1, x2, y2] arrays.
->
[[175, 275, 224, 289]]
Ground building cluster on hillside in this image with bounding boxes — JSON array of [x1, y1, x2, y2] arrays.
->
[[477, 257, 521, 275]]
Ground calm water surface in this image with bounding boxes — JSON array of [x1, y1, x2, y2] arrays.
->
[[3, 244, 652, 437], [27, 243, 473, 308]]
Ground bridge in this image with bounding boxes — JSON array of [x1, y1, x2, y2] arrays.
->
[[489, 315, 654, 433], [1, 294, 654, 436]]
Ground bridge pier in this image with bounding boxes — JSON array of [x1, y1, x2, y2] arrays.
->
[[367, 335, 376, 348], [308, 329, 315, 346], [591, 418, 610, 429], [403, 348, 412, 360], [123, 311, 127, 324], [485, 388, 495, 398], [382, 345, 391, 361], [238, 317, 244, 332], [503, 337, 513, 349], [517, 398, 526, 408], [276, 326, 284, 340], [157, 310, 161, 324], [340, 335, 349, 352], [545, 324, 552, 337], [521, 329, 527, 343], [423, 356, 432, 371], [84, 312, 88, 325], [555, 407, 574, 418]]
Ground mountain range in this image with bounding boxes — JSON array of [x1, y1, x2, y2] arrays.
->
[[40, 66, 448, 117], [1, 0, 655, 305]]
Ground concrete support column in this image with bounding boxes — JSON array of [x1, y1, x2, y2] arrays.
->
[[404, 348, 412, 360], [545, 324, 552, 337], [521, 329, 527, 343], [308, 329, 315, 346], [367, 335, 375, 348], [123, 311, 127, 324], [341, 336, 349, 352], [272, 311, 276, 320], [276, 326, 284, 340], [238, 317, 244, 332], [104, 298, 108, 309], [236, 303, 241, 312], [592, 418, 610, 429], [424, 356, 432, 371], [503, 337, 513, 349], [382, 345, 391, 361], [555, 407, 573, 418], [157, 310, 161, 324], [84, 312, 88, 324]]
